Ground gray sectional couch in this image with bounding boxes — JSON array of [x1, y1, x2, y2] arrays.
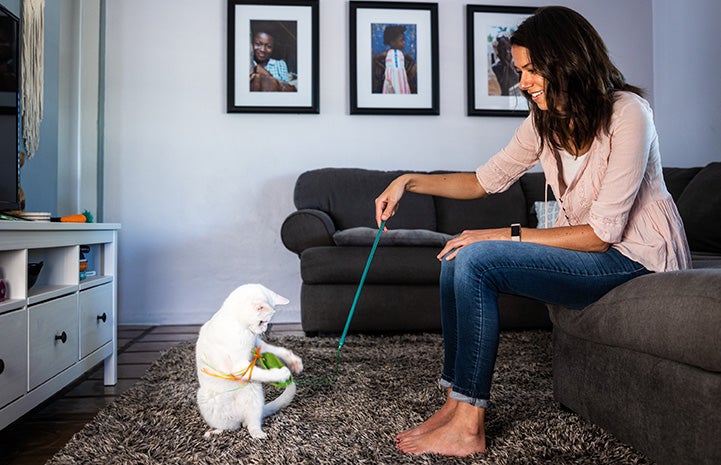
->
[[281, 162, 721, 465]]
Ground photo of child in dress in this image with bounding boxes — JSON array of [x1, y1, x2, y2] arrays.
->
[[371, 23, 418, 94], [249, 20, 298, 93]]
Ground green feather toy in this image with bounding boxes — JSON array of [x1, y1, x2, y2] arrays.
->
[[258, 352, 293, 388]]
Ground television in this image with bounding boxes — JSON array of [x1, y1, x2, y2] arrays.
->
[[0, 4, 20, 212]]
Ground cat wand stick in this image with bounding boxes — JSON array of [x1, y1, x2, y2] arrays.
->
[[297, 220, 386, 387], [338, 219, 386, 349]]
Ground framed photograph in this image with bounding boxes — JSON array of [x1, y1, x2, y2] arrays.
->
[[227, 0, 319, 113], [349, 2, 439, 115], [466, 5, 536, 116]]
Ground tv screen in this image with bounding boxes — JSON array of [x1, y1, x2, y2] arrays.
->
[[0, 4, 20, 212]]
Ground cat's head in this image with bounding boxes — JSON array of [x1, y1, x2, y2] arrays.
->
[[219, 284, 289, 335]]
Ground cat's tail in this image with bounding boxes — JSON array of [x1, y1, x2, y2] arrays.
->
[[262, 381, 296, 418]]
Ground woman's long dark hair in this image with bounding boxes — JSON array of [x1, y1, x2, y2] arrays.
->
[[511, 6, 644, 155]]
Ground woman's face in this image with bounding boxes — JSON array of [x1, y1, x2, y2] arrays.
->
[[253, 32, 274, 62], [512, 45, 548, 110]]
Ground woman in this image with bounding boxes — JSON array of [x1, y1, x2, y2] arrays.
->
[[249, 29, 296, 92], [375, 6, 690, 457]]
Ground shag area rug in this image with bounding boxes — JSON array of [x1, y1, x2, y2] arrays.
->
[[48, 331, 654, 464]]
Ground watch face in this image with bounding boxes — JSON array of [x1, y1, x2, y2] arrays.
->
[[511, 224, 521, 236]]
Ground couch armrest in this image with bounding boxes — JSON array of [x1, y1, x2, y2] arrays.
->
[[281, 209, 336, 255]]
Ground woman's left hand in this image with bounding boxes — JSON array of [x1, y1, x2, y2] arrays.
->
[[437, 228, 509, 261]]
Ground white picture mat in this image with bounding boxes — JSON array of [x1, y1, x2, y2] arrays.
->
[[472, 10, 529, 112], [355, 8, 433, 109], [233, 4, 313, 107]]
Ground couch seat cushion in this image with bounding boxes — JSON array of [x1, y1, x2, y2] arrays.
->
[[333, 227, 453, 247], [549, 269, 721, 372], [301, 246, 442, 285]]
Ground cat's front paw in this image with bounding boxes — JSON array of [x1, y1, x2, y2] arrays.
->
[[203, 429, 224, 439], [271, 366, 292, 383], [286, 353, 303, 374]]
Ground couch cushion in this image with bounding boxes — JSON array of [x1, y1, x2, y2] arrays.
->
[[300, 246, 442, 285], [691, 251, 721, 269], [662, 166, 702, 202], [548, 269, 721, 372], [434, 179, 528, 234], [333, 227, 453, 247], [675, 163, 721, 254], [294, 168, 437, 231], [519, 172, 555, 227], [534, 201, 559, 229]]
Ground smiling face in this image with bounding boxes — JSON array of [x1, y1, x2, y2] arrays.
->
[[512, 45, 548, 110], [252, 32, 274, 63]]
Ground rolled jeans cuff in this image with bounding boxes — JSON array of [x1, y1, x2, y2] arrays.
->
[[439, 378, 490, 409]]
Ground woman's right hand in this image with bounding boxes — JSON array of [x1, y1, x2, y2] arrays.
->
[[375, 175, 409, 229], [375, 172, 487, 229]]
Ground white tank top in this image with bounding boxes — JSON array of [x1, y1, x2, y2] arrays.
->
[[560, 150, 586, 187]]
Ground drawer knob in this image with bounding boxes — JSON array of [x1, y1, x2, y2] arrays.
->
[[0, 359, 4, 375], [55, 331, 68, 344], [97, 312, 107, 323]]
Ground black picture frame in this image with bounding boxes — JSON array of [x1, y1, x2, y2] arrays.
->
[[466, 4, 536, 117], [349, 1, 439, 115], [227, 0, 319, 113]]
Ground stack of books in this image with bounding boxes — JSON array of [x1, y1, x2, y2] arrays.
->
[[16, 212, 51, 222]]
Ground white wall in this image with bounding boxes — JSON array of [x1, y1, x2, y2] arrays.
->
[[652, 0, 721, 165], [103, 0, 689, 325]]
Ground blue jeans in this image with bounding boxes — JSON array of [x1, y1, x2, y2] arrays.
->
[[438, 241, 650, 408]]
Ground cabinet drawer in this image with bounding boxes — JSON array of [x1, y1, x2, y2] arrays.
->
[[0, 309, 27, 408], [79, 283, 113, 358], [28, 294, 78, 390]]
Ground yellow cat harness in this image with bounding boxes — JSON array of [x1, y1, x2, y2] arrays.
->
[[201, 346, 262, 383]]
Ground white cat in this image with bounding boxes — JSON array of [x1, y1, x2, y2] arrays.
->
[[195, 284, 303, 439]]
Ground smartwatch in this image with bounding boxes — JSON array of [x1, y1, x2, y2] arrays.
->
[[511, 223, 521, 242]]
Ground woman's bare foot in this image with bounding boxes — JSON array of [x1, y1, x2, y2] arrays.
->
[[396, 402, 487, 457], [395, 393, 457, 442]]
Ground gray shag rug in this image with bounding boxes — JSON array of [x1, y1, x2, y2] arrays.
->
[[48, 331, 654, 465]]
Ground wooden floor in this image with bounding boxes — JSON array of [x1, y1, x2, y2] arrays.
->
[[0, 323, 303, 465]]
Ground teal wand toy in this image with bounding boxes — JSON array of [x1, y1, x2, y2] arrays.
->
[[297, 220, 386, 387]]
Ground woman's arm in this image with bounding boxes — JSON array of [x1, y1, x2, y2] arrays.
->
[[436, 224, 609, 261], [375, 173, 486, 226], [375, 172, 608, 258]]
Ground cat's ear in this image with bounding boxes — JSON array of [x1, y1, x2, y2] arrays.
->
[[260, 286, 289, 307]]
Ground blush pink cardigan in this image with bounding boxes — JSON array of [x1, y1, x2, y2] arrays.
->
[[476, 91, 691, 272]]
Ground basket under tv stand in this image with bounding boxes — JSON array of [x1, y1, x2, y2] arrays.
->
[[0, 222, 120, 430]]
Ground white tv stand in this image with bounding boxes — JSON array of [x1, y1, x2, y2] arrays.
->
[[0, 221, 120, 430]]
